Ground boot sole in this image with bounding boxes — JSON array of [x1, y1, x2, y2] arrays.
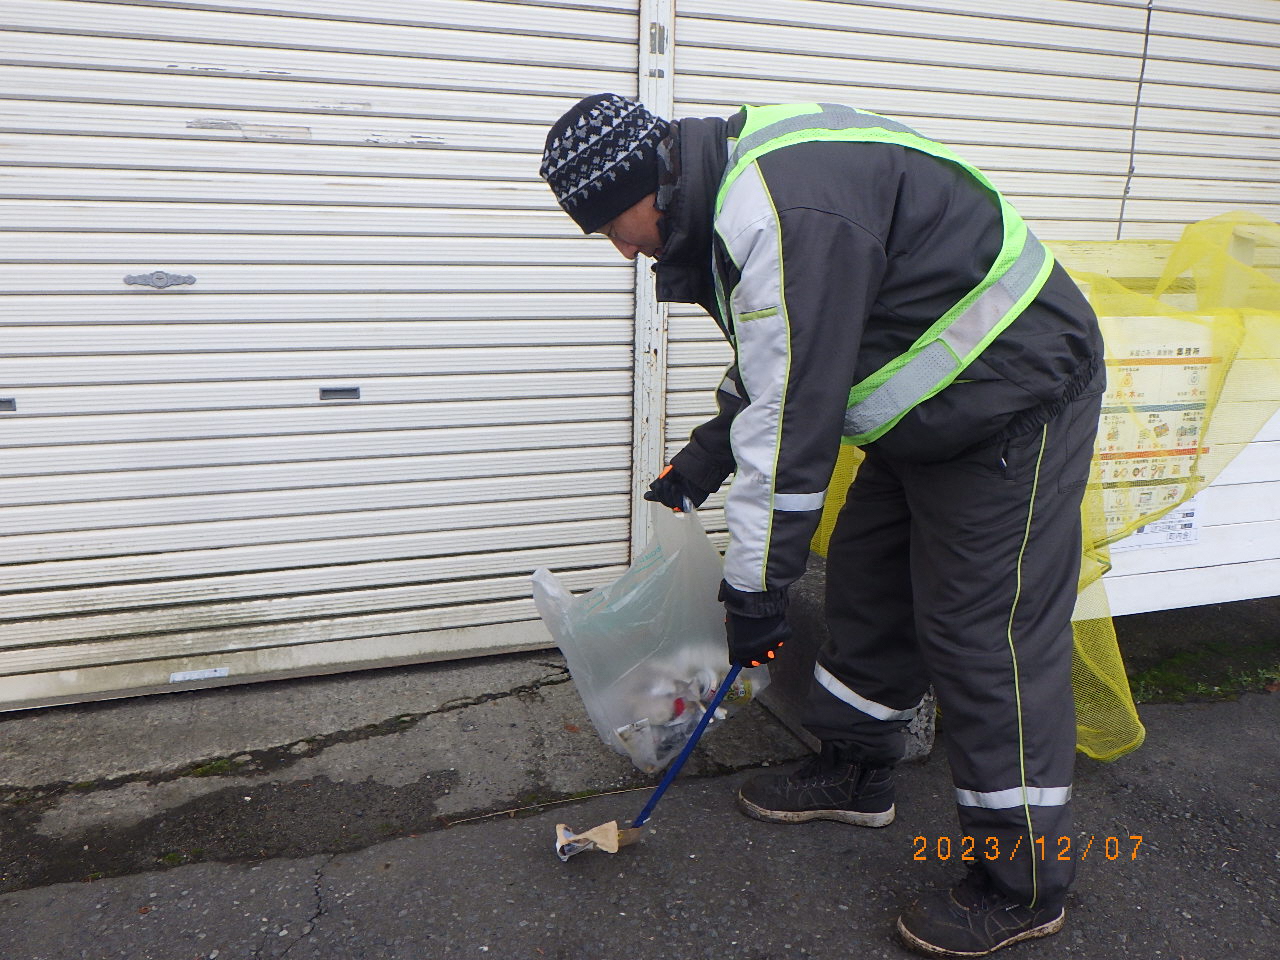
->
[[737, 793, 896, 827], [895, 908, 1065, 957]]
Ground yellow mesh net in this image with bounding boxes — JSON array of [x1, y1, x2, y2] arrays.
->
[[811, 212, 1280, 761]]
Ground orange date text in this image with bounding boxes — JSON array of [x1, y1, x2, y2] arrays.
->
[[911, 835, 1143, 862]]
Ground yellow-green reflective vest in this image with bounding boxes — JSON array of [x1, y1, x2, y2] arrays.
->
[[715, 103, 1055, 446]]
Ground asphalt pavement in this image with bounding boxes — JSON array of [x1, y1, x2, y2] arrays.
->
[[1, 649, 1277, 960]]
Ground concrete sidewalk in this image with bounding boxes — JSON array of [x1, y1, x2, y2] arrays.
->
[[1, 649, 1277, 960]]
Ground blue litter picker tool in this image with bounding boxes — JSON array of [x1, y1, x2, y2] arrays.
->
[[555, 663, 743, 861]]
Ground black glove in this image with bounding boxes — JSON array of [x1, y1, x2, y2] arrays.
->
[[725, 610, 791, 667], [643, 464, 712, 512]]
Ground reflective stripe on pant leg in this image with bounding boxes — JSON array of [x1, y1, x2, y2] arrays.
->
[[804, 450, 930, 765], [814, 662, 919, 722], [806, 660, 924, 766], [955, 785, 1071, 809]]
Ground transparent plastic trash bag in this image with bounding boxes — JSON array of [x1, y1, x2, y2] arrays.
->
[[532, 503, 768, 773]]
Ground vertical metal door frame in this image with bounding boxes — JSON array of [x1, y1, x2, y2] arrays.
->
[[630, 0, 676, 557]]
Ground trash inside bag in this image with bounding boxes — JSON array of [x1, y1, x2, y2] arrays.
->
[[532, 504, 768, 773]]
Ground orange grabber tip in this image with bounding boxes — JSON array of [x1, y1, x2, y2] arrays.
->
[[658, 464, 674, 478]]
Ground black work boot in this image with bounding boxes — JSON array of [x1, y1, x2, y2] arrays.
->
[[896, 868, 1066, 957], [737, 742, 895, 827]]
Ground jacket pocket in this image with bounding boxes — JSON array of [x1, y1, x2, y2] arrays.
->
[[1056, 389, 1103, 494]]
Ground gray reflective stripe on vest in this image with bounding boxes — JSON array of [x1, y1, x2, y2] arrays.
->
[[729, 103, 916, 162], [954, 785, 1072, 809], [843, 231, 1050, 438]]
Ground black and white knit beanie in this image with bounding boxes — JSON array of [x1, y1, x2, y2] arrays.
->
[[539, 93, 669, 234]]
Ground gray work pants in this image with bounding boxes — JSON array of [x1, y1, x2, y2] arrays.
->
[[803, 388, 1103, 910]]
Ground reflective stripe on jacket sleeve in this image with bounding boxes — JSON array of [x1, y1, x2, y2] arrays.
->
[[715, 163, 884, 593]]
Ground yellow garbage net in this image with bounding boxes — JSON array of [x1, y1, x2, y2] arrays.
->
[[812, 212, 1280, 761]]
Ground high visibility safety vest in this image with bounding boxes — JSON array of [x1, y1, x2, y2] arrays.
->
[[714, 103, 1056, 447]]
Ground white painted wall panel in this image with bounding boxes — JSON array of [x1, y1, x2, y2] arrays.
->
[[1109, 523, 1280, 582], [0, 0, 643, 709], [1105, 562, 1280, 615]]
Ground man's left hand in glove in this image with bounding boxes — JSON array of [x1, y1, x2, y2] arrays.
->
[[725, 610, 790, 667], [719, 580, 790, 667]]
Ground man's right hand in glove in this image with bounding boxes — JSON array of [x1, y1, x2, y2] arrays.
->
[[643, 464, 712, 512], [725, 610, 790, 668]]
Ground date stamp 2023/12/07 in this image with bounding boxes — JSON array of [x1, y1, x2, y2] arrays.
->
[[912, 835, 1144, 862]]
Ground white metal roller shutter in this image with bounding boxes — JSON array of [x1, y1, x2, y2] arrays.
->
[[1121, 3, 1280, 236], [663, 2, 1280, 607], [0, 0, 641, 710]]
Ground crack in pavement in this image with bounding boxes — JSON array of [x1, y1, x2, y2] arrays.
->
[[279, 854, 337, 959], [0, 666, 572, 805]]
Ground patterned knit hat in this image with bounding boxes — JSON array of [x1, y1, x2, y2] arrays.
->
[[540, 93, 669, 234]]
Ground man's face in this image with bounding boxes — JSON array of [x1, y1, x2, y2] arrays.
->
[[598, 193, 664, 260]]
